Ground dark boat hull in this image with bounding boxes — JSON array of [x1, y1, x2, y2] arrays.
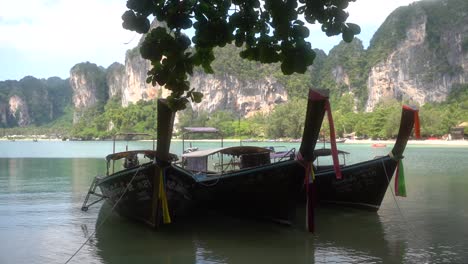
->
[[97, 163, 195, 227], [313, 155, 397, 211], [176, 160, 305, 223], [97, 160, 305, 226]]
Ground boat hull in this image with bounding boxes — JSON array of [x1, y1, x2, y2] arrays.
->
[[97, 163, 195, 227], [313, 156, 397, 211], [97, 160, 305, 226], [183, 160, 305, 224]]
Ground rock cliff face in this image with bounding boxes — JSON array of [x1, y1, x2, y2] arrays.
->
[[189, 72, 287, 117], [365, 2, 468, 111], [117, 49, 288, 116], [101, 37, 287, 117], [67, 0, 467, 117], [106, 62, 125, 99], [69, 62, 107, 123], [8, 95, 30, 126], [121, 49, 163, 107], [0, 76, 69, 128]]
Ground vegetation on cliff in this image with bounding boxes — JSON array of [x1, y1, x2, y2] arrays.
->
[[0, 76, 71, 128], [2, 0, 468, 140], [2, 83, 467, 140], [122, 0, 360, 110]]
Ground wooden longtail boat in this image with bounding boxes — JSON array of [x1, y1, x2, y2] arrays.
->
[[311, 104, 419, 211], [82, 89, 328, 228], [82, 89, 418, 231]]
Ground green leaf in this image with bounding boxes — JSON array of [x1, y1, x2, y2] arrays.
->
[[346, 23, 361, 35], [342, 27, 354, 43], [191, 92, 204, 103]]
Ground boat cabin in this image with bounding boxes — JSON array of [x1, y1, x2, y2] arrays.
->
[[180, 146, 277, 174]]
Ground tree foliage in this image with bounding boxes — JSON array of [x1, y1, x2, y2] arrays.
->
[[122, 0, 360, 110]]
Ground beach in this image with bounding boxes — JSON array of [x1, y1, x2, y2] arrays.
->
[[1, 137, 467, 146], [344, 139, 468, 146]]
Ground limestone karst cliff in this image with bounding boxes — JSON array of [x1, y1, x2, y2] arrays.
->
[[106, 62, 125, 99], [69, 62, 108, 123], [364, 0, 468, 111], [8, 95, 30, 127], [0, 76, 68, 127], [66, 0, 467, 118], [3, 0, 467, 129]]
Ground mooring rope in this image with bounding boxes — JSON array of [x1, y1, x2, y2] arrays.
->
[[64, 165, 144, 264], [381, 159, 422, 243]]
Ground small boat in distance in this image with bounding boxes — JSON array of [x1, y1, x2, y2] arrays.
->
[[371, 143, 387, 148]]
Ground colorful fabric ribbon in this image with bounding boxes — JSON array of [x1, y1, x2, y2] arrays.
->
[[395, 160, 407, 197], [325, 101, 342, 180], [414, 110, 421, 139], [304, 161, 315, 233], [159, 169, 172, 224]]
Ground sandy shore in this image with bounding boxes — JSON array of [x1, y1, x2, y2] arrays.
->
[[344, 139, 468, 146], [1, 137, 467, 146]]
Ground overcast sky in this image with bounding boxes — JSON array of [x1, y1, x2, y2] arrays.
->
[[0, 0, 417, 81]]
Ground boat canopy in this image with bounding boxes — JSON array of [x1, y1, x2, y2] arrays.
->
[[106, 150, 178, 162], [182, 146, 271, 158], [106, 150, 158, 161]]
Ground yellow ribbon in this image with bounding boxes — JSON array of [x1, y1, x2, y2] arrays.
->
[[159, 169, 171, 224]]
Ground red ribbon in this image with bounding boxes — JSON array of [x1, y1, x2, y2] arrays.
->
[[325, 101, 342, 180], [297, 152, 315, 233], [305, 162, 314, 233], [414, 111, 421, 139]]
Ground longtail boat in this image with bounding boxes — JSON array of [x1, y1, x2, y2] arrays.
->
[[81, 89, 327, 228], [81, 89, 419, 232], [308, 104, 420, 212]]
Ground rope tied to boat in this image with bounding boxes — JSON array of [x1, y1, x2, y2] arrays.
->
[[65, 164, 144, 264]]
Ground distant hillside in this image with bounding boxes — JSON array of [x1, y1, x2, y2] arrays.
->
[[0, 76, 71, 128], [1, 0, 467, 131]]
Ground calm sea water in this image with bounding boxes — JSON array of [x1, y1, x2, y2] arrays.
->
[[1, 140, 467, 264]]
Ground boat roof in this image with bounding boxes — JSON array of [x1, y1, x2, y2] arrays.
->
[[106, 150, 178, 162], [183, 127, 219, 133], [106, 150, 157, 161], [182, 146, 271, 158], [114, 132, 153, 137], [314, 148, 349, 157]]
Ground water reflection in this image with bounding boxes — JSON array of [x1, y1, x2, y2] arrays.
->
[[94, 202, 396, 264]]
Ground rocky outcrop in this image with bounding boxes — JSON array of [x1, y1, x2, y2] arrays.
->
[[66, 0, 467, 117], [8, 95, 30, 126], [116, 26, 286, 116], [365, 3, 468, 111], [106, 62, 125, 99], [331, 65, 351, 88], [69, 62, 107, 123], [121, 48, 163, 107], [189, 72, 287, 117]]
